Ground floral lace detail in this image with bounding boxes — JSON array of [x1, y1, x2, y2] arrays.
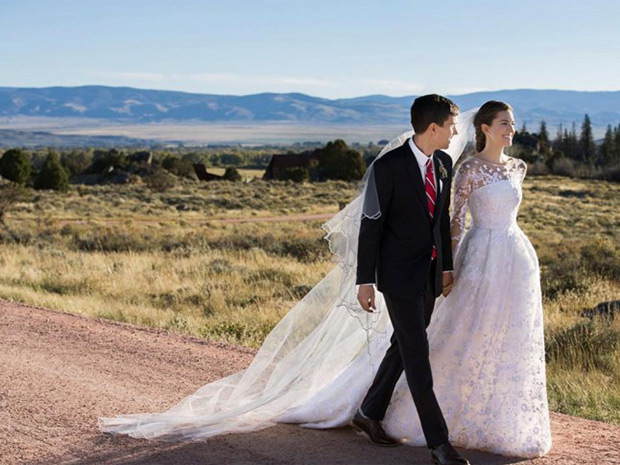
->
[[451, 155, 527, 250]]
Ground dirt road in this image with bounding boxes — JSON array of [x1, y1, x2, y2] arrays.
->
[[1, 299, 618, 464]]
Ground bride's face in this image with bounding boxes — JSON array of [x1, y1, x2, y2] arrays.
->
[[483, 110, 515, 148]]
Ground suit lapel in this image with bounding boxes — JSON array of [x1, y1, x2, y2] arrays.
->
[[404, 139, 431, 221], [432, 153, 448, 225]]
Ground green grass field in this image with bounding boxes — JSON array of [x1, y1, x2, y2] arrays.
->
[[0, 175, 618, 424]]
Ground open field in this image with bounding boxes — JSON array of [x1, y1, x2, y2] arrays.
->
[[207, 167, 266, 179], [0, 116, 408, 145], [0, 175, 618, 425]]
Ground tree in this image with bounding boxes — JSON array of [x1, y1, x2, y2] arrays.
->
[[88, 148, 129, 174], [615, 124, 620, 163], [0, 148, 32, 185], [219, 153, 244, 166], [34, 151, 69, 192], [535, 120, 552, 162], [162, 154, 196, 179], [557, 125, 579, 161], [61, 150, 92, 178], [276, 166, 309, 182], [223, 167, 242, 182], [597, 125, 617, 166], [579, 114, 596, 164], [317, 140, 365, 181], [511, 128, 538, 163]]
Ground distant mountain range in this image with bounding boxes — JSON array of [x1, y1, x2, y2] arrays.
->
[[0, 129, 158, 148], [1, 86, 619, 130]]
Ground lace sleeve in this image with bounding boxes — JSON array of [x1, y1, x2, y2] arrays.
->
[[517, 158, 527, 184], [450, 160, 474, 251]]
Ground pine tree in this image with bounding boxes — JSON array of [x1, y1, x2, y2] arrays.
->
[[615, 124, 620, 164], [537, 120, 552, 159], [560, 125, 580, 161], [579, 114, 596, 164], [597, 125, 616, 166], [34, 151, 69, 192]]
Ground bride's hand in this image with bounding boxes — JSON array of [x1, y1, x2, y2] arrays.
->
[[442, 272, 454, 297], [357, 285, 376, 312]]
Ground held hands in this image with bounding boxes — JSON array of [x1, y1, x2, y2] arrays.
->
[[357, 284, 376, 312], [442, 271, 454, 297]]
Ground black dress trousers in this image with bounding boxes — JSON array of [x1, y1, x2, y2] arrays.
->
[[360, 260, 449, 448]]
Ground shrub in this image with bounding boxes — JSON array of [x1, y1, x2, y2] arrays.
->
[[61, 150, 92, 178], [88, 149, 129, 174], [0, 148, 32, 185], [527, 161, 549, 176], [602, 163, 620, 183], [0, 182, 29, 225], [34, 152, 69, 192], [551, 158, 576, 177], [276, 166, 309, 182], [162, 155, 196, 179], [541, 255, 590, 299], [580, 240, 620, 281], [546, 320, 620, 373], [145, 168, 176, 192], [223, 167, 242, 182]]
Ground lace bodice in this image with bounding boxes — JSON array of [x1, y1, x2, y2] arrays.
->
[[450, 156, 527, 249]]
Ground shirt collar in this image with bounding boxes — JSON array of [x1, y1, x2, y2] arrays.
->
[[408, 137, 434, 168]]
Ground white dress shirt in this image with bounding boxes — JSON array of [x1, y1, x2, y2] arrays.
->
[[408, 137, 441, 192]]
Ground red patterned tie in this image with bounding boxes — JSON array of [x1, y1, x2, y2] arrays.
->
[[425, 158, 437, 259]]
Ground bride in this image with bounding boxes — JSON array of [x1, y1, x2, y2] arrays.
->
[[99, 101, 552, 459]]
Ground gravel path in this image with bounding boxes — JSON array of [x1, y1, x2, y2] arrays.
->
[[1, 299, 618, 464]]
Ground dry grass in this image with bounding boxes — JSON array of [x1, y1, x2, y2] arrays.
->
[[0, 174, 618, 424], [206, 168, 266, 179]]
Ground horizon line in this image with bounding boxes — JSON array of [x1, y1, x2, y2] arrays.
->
[[2, 84, 620, 100]]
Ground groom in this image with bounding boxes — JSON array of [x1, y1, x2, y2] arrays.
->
[[353, 95, 469, 465]]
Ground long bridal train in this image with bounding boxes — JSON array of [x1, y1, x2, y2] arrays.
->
[[99, 113, 551, 458]]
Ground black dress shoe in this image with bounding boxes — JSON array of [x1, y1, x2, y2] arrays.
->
[[350, 410, 401, 447], [431, 442, 470, 465]]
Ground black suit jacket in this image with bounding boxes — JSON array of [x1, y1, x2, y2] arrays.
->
[[356, 140, 454, 298]]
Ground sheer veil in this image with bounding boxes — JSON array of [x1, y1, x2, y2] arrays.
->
[[98, 108, 478, 440]]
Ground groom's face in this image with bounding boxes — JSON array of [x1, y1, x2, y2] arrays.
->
[[433, 114, 458, 150]]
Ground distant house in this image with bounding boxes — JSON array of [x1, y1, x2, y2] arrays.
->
[[263, 151, 319, 180], [193, 164, 223, 181]]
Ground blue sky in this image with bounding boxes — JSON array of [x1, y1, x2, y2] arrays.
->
[[1, 0, 619, 98]]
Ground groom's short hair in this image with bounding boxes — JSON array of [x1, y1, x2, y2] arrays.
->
[[410, 94, 459, 134]]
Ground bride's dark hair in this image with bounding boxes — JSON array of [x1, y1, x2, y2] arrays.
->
[[474, 101, 513, 152]]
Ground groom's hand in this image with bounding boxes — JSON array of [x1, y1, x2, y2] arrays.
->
[[442, 271, 454, 297], [357, 284, 376, 312]]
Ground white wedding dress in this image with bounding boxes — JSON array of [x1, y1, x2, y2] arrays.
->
[[99, 151, 551, 458]]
